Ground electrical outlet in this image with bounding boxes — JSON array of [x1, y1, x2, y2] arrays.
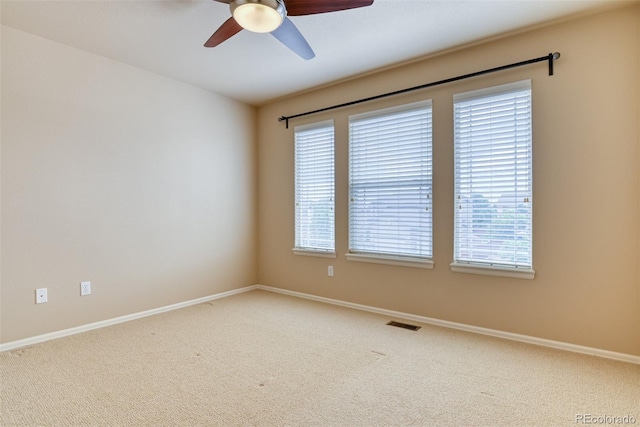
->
[[80, 281, 91, 296], [328, 266, 334, 277], [35, 288, 48, 304]]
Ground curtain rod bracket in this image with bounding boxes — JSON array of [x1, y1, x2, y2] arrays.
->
[[279, 51, 561, 127], [549, 52, 560, 75], [278, 116, 289, 128]]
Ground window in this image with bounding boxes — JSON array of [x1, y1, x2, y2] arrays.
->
[[294, 120, 335, 256], [348, 100, 433, 268], [452, 80, 534, 279]]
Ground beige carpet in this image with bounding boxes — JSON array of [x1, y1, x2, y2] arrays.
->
[[1, 289, 638, 426]]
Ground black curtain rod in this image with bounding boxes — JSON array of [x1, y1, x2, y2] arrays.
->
[[278, 52, 560, 128]]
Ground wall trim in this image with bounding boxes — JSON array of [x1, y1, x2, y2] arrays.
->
[[0, 285, 259, 352], [2, 283, 638, 365], [255, 285, 640, 365]]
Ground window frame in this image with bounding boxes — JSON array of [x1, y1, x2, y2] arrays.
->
[[451, 80, 535, 279], [347, 100, 434, 269], [293, 119, 336, 257]]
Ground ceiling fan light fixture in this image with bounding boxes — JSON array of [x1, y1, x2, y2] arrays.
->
[[231, 0, 286, 33]]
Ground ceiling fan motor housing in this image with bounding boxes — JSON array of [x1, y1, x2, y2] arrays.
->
[[230, 0, 287, 33]]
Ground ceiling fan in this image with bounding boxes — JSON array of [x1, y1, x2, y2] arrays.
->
[[204, 0, 374, 60]]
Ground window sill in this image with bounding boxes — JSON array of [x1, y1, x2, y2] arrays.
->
[[292, 248, 336, 259], [346, 253, 433, 269], [450, 262, 535, 280]]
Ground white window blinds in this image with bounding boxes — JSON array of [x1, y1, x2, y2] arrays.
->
[[453, 80, 532, 269], [294, 120, 335, 252], [349, 100, 433, 260]]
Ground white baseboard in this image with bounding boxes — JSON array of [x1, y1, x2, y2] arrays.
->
[[2, 283, 638, 365], [255, 285, 640, 365], [0, 285, 259, 352]]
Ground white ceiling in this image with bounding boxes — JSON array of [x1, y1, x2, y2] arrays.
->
[[1, 0, 634, 105]]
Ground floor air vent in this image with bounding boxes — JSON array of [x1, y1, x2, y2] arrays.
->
[[386, 321, 421, 331]]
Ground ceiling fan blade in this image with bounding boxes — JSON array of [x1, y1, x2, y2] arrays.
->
[[271, 18, 315, 60], [204, 17, 243, 47], [286, 0, 373, 16], [213, 0, 232, 3]]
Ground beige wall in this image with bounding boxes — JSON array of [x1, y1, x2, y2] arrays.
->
[[0, 26, 257, 343], [258, 6, 640, 355]]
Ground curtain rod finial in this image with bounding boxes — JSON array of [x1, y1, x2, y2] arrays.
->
[[553, 52, 561, 60]]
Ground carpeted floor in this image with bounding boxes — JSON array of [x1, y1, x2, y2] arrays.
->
[[1, 289, 638, 426]]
